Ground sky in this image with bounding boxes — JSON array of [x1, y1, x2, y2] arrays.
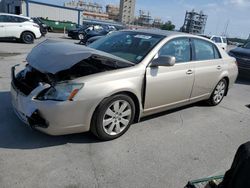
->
[[38, 0, 250, 38]]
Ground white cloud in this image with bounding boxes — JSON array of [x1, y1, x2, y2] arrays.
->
[[224, 0, 250, 6]]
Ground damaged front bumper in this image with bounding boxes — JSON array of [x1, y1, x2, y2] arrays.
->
[[11, 67, 93, 136], [11, 83, 92, 135]]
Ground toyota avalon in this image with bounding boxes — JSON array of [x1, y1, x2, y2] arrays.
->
[[11, 30, 238, 140]]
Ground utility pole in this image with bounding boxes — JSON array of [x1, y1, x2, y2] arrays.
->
[[224, 19, 230, 36]]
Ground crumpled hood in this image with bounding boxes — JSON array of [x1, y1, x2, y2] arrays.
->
[[27, 40, 133, 74]]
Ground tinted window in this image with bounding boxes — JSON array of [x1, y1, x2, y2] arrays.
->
[[11, 16, 28, 23], [159, 38, 191, 63], [0, 15, 12, 22], [211, 37, 222, 43], [213, 45, 221, 59], [0, 15, 28, 23], [89, 31, 164, 64], [194, 39, 220, 60]]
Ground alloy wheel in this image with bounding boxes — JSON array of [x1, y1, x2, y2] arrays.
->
[[213, 80, 226, 104], [102, 100, 132, 136]]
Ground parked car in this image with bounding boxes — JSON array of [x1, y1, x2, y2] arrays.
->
[[31, 17, 48, 36], [79, 25, 110, 45], [67, 24, 91, 39], [210, 35, 228, 50], [228, 41, 250, 79], [11, 30, 238, 140], [68, 24, 116, 41], [0, 13, 41, 44]]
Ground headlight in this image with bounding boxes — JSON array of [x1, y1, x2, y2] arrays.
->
[[40, 83, 83, 101]]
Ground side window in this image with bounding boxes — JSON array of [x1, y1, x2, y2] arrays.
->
[[10, 16, 27, 23], [211, 37, 222, 43], [213, 45, 221, 59], [0, 16, 4, 22], [193, 39, 220, 60], [159, 38, 191, 63], [1, 15, 12, 22]]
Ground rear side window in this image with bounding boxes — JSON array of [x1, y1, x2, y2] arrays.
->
[[193, 39, 221, 61], [0, 15, 28, 23], [211, 37, 222, 43], [10, 16, 28, 23], [159, 38, 191, 63], [213, 45, 221, 59]]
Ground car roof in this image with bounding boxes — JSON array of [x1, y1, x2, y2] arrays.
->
[[211, 35, 227, 38], [121, 29, 210, 40], [0, 13, 31, 20], [121, 29, 187, 37]]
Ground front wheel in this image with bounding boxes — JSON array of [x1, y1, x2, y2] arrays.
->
[[91, 94, 135, 141], [207, 79, 227, 106]]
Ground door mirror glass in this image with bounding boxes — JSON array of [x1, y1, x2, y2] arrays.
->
[[150, 55, 176, 67]]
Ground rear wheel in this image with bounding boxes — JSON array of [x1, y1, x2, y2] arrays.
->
[[207, 79, 227, 106], [91, 94, 135, 141], [21, 32, 34, 44]]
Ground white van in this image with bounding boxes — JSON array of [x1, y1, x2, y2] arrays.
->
[[210, 35, 228, 51]]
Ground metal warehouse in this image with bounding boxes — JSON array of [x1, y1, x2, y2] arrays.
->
[[0, 0, 83, 24]]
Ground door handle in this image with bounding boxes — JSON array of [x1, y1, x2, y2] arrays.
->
[[186, 69, 193, 75], [217, 65, 222, 70], [0, 25, 4, 27]]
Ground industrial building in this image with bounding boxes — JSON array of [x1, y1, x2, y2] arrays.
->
[[180, 10, 207, 35], [119, 0, 136, 24], [64, 0, 109, 20], [106, 4, 120, 22], [0, 0, 83, 24], [135, 10, 152, 26]]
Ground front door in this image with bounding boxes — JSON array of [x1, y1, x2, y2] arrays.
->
[[144, 37, 195, 113]]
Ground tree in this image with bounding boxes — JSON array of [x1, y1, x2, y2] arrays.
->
[[161, 21, 175, 31]]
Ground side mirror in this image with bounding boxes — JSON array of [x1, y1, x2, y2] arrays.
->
[[150, 55, 176, 67]]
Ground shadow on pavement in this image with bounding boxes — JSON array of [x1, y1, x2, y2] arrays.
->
[[0, 38, 21, 43], [0, 91, 99, 150]]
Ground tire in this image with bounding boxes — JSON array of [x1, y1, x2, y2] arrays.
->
[[91, 94, 135, 141], [21, 32, 34, 44], [207, 79, 227, 106]]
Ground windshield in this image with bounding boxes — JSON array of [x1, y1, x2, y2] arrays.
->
[[88, 31, 164, 64], [243, 42, 250, 49]]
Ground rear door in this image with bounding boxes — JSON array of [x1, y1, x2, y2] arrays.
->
[[190, 38, 224, 99], [144, 37, 195, 112], [4, 15, 28, 38], [0, 15, 6, 37]]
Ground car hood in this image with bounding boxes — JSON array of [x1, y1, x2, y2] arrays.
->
[[230, 47, 250, 57], [26, 40, 134, 74]]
